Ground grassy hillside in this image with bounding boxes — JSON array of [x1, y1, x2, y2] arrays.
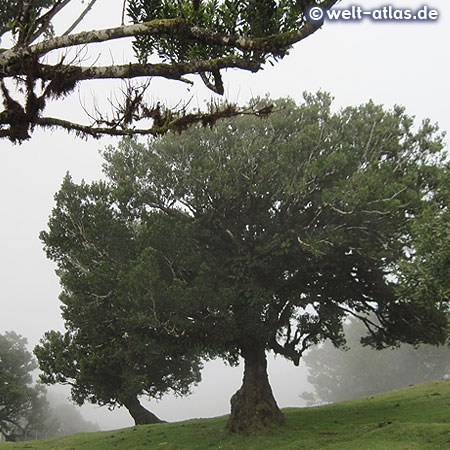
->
[[1, 379, 449, 449]]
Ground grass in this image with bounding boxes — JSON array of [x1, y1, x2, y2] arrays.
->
[[1, 379, 449, 449]]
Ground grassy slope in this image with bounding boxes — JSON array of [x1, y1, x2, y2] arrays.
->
[[1, 379, 449, 449]]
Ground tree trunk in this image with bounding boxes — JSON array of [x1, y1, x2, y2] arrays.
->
[[122, 396, 163, 425], [226, 345, 286, 433]]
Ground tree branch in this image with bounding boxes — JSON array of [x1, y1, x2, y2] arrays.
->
[[34, 55, 260, 81], [63, 0, 99, 36], [0, 0, 339, 142], [30, 0, 73, 43], [34, 102, 272, 139], [2, 2, 336, 65]]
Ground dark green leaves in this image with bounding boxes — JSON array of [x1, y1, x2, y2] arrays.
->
[[126, 0, 309, 63], [37, 175, 203, 413], [102, 93, 448, 360]]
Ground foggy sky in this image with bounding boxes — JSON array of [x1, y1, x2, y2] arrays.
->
[[1, 0, 448, 430]]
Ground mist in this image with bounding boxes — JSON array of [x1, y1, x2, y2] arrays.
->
[[1, 0, 449, 434]]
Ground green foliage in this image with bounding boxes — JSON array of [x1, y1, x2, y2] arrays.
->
[[0, 0, 54, 38], [38, 93, 449, 431], [127, 0, 311, 63], [35, 175, 203, 415], [102, 93, 448, 366], [302, 318, 450, 404], [0, 379, 449, 449], [395, 164, 450, 332], [0, 332, 48, 441]]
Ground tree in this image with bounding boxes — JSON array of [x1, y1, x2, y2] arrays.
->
[[0, 331, 98, 441], [99, 94, 448, 432], [44, 392, 100, 437], [0, 0, 338, 142], [35, 175, 204, 424], [395, 164, 450, 326], [38, 94, 449, 433], [301, 318, 450, 405], [0, 331, 48, 441]]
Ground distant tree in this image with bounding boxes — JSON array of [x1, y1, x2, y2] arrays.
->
[[0, 332, 48, 441], [301, 318, 450, 405], [44, 392, 100, 436], [35, 176, 203, 425], [45, 93, 447, 433], [0, 0, 338, 142]]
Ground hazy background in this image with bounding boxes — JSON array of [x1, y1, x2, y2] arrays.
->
[[0, 0, 448, 430]]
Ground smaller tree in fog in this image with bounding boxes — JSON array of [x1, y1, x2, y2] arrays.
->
[[0, 331, 48, 441], [44, 392, 99, 437], [302, 318, 450, 404]]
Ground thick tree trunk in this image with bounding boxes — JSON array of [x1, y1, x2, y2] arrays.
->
[[122, 396, 163, 425], [226, 346, 286, 433]]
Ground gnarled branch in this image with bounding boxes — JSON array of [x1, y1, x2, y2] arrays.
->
[[0, 0, 339, 142]]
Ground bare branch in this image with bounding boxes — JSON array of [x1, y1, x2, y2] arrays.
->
[[33, 102, 273, 139], [33, 55, 260, 82], [121, 0, 127, 26], [63, 0, 99, 36], [199, 70, 224, 95]]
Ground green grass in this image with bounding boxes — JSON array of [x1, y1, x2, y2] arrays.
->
[[2, 379, 449, 449]]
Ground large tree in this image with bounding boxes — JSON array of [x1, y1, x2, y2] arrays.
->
[[38, 94, 449, 433], [0, 331, 48, 441], [35, 175, 204, 425], [100, 94, 449, 432], [0, 0, 337, 142]]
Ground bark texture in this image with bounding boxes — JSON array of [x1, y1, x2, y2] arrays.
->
[[122, 396, 163, 425], [227, 346, 286, 433]]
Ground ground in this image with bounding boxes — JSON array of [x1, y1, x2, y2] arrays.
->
[[0, 379, 448, 449]]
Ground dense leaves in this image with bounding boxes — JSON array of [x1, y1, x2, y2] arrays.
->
[[128, 0, 312, 63], [35, 176, 203, 424], [103, 94, 449, 357], [0, 0, 54, 37], [102, 94, 448, 430], [38, 93, 449, 431], [394, 165, 450, 332]]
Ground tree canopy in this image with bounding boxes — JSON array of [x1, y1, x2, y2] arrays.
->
[[0, 0, 337, 142], [37, 93, 449, 433], [35, 175, 204, 424], [394, 165, 450, 326]]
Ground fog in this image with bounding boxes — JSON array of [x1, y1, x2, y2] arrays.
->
[[1, 0, 449, 431]]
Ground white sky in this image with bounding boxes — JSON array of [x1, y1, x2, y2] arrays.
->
[[0, 0, 448, 430]]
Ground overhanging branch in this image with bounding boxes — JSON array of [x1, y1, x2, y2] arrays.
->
[[36, 56, 261, 81], [0, 0, 339, 142], [34, 102, 273, 139]]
